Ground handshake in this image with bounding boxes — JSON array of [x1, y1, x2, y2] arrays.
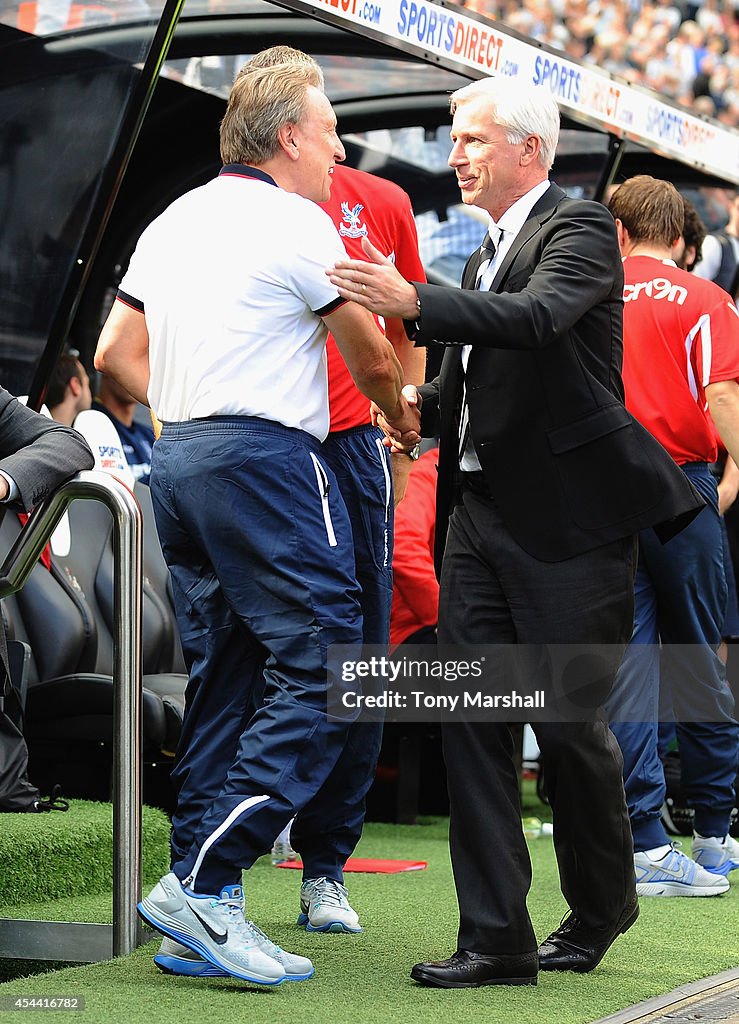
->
[[371, 384, 422, 456]]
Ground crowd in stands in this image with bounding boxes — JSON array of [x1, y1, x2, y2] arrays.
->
[[5, 0, 739, 121], [2, 0, 739, 140], [460, 0, 739, 123]]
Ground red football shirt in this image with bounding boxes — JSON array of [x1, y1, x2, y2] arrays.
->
[[389, 448, 440, 647], [321, 164, 426, 432], [621, 255, 739, 464]]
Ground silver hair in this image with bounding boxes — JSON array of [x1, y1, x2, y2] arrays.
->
[[239, 45, 326, 89], [450, 77, 560, 171], [220, 63, 323, 165]]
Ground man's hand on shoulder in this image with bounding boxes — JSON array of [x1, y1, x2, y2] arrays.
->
[[327, 237, 419, 319]]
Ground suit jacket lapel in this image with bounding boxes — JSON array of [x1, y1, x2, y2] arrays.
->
[[461, 236, 492, 291], [490, 183, 564, 292]]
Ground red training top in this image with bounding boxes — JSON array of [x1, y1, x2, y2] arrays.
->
[[321, 164, 426, 432], [389, 449, 440, 648], [621, 255, 739, 464]]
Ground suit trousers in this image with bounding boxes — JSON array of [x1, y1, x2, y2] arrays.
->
[[438, 481, 638, 954]]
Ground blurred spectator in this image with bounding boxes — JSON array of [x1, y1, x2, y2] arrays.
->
[[692, 93, 719, 115], [654, 0, 684, 33], [695, 0, 729, 35], [45, 353, 92, 426], [45, 355, 132, 485], [93, 375, 154, 484], [692, 189, 739, 297], [667, 21, 708, 94], [673, 195, 707, 270]]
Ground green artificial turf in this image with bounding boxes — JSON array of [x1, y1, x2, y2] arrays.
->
[[0, 801, 171, 906], [0, 801, 172, 986], [0, 814, 736, 1024]]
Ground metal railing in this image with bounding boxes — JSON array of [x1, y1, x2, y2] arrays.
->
[[0, 470, 145, 961]]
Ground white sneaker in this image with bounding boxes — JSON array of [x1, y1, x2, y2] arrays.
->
[[147, 881, 313, 982], [298, 877, 362, 933], [138, 873, 287, 984], [154, 932, 314, 981], [692, 833, 739, 876], [154, 936, 225, 978], [152, 882, 313, 979], [634, 846, 730, 897]]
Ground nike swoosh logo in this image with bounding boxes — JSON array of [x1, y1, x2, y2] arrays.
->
[[643, 862, 688, 880], [658, 865, 689, 879], [190, 906, 228, 944]]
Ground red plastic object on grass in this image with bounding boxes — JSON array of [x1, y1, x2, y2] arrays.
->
[[276, 858, 427, 873]]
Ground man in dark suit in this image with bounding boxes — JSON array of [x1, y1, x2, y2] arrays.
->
[[327, 77, 704, 988], [0, 387, 94, 512], [0, 385, 94, 811]]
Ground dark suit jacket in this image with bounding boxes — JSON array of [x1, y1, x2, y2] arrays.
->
[[414, 183, 704, 568], [0, 387, 93, 699], [0, 388, 94, 512]]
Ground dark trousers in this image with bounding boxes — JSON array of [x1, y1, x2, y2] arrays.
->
[[291, 424, 393, 881], [607, 464, 739, 848], [151, 417, 363, 894], [438, 484, 637, 954]]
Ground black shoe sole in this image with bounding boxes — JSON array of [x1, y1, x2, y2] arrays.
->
[[411, 969, 538, 988]]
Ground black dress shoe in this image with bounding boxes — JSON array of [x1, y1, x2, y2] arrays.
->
[[411, 949, 538, 988], [538, 898, 639, 973]]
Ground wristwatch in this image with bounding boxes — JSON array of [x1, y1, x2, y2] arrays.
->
[[395, 443, 421, 461]]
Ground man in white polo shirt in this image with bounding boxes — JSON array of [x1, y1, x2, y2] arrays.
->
[[94, 61, 419, 986]]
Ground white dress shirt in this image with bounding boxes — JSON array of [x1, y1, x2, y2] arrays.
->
[[460, 179, 552, 472], [0, 470, 18, 503]]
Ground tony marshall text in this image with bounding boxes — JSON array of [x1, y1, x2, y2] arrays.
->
[[341, 690, 546, 710]]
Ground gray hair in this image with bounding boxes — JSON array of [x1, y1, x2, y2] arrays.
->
[[450, 77, 560, 171], [220, 63, 323, 165], [238, 46, 325, 89]]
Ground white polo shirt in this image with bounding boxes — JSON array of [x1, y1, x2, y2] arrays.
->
[[117, 165, 347, 441]]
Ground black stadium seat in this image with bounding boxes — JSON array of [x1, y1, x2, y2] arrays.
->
[[52, 497, 187, 754], [0, 498, 187, 804]]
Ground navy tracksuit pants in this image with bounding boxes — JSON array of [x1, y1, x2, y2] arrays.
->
[[290, 424, 393, 880], [150, 417, 364, 894], [607, 462, 739, 849]]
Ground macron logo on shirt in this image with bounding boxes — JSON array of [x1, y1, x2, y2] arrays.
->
[[624, 277, 687, 305]]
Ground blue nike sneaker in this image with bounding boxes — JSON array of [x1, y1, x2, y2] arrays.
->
[[634, 845, 730, 896], [138, 873, 289, 984]]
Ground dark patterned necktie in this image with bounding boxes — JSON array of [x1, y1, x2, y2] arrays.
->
[[460, 232, 498, 462], [474, 231, 497, 288]]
